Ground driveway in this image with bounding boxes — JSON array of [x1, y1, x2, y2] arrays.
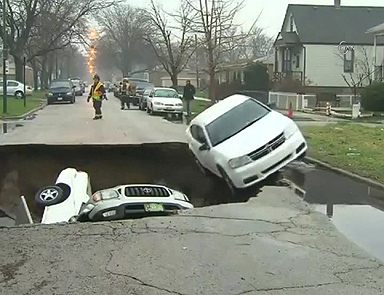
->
[[0, 93, 188, 145]]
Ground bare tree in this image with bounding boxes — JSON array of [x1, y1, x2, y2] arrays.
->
[[0, 0, 114, 81], [145, 0, 196, 87], [98, 4, 151, 76], [335, 46, 374, 99], [184, 0, 246, 103]]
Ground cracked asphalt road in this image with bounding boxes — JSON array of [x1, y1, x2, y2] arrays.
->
[[1, 187, 384, 295]]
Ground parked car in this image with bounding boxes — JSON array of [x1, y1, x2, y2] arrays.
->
[[147, 87, 183, 118], [139, 88, 154, 111], [0, 80, 33, 98], [171, 85, 184, 98], [71, 80, 83, 96], [35, 168, 193, 224], [46, 80, 76, 104], [186, 94, 307, 194], [127, 78, 154, 97]]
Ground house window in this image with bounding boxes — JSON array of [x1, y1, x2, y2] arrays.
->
[[344, 50, 354, 73], [290, 15, 294, 32], [296, 55, 300, 68], [282, 48, 291, 72]]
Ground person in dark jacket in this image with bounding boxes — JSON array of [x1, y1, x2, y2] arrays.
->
[[183, 80, 196, 118], [87, 74, 106, 120]]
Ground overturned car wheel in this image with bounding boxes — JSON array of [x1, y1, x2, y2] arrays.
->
[[35, 185, 65, 207]]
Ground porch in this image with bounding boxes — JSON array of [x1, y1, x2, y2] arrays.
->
[[273, 32, 304, 84]]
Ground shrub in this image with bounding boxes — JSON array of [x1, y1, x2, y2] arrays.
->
[[361, 82, 384, 112], [215, 80, 244, 101], [244, 62, 270, 91]]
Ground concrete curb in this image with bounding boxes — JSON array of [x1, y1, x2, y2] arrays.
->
[[0, 101, 47, 121], [305, 156, 384, 190]]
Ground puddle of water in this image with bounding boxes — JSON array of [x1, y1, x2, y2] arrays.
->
[[284, 162, 384, 262], [314, 204, 384, 261]]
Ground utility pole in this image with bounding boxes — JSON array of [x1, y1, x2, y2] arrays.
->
[[2, 0, 8, 133], [195, 34, 199, 88], [23, 56, 26, 107]]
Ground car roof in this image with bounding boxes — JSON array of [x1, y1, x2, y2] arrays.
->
[[191, 94, 255, 126], [52, 80, 71, 83], [154, 87, 177, 91]]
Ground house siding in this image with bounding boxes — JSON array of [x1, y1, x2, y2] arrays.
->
[[305, 44, 384, 88]]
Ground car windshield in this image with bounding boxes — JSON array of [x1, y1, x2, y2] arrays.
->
[[154, 89, 178, 98], [50, 81, 71, 88], [144, 89, 153, 95], [206, 99, 270, 147]]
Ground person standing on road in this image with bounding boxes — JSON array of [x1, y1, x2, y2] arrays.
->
[[120, 78, 131, 110], [87, 74, 106, 120], [183, 80, 196, 118]]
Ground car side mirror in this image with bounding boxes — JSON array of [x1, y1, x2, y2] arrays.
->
[[199, 143, 209, 151]]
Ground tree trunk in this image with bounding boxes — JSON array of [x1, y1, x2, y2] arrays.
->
[[171, 72, 178, 87], [14, 56, 24, 82], [41, 58, 49, 89], [31, 59, 39, 90], [47, 55, 54, 85], [208, 49, 216, 104]]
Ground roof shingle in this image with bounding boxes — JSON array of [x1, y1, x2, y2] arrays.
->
[[284, 4, 384, 44]]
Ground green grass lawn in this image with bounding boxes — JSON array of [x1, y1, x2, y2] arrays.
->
[[301, 123, 384, 183], [195, 88, 208, 98], [0, 91, 45, 118], [191, 99, 211, 114]]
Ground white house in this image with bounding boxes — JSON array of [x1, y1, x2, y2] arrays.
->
[[274, 1, 384, 93]]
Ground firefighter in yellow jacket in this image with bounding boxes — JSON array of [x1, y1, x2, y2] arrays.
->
[[87, 74, 106, 120]]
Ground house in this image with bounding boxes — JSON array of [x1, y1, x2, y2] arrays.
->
[[366, 22, 384, 81], [148, 66, 208, 88], [274, 1, 384, 93], [216, 54, 275, 85]]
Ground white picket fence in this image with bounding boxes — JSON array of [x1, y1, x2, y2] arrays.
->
[[268, 92, 355, 110]]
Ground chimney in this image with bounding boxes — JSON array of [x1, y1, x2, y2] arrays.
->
[[335, 0, 341, 8]]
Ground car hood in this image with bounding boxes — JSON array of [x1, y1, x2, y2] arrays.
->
[[153, 97, 182, 104], [50, 87, 71, 93], [212, 111, 291, 158]]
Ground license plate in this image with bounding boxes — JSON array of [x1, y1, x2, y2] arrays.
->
[[57, 97, 62, 100], [144, 203, 164, 212], [166, 108, 173, 111]]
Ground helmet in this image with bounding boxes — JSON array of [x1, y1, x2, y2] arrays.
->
[[93, 74, 100, 80]]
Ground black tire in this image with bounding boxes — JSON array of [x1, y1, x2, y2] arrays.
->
[[218, 166, 239, 196], [35, 185, 65, 207], [178, 113, 183, 120], [15, 91, 24, 99]]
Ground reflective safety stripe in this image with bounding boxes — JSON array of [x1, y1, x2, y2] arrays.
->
[[92, 82, 103, 100]]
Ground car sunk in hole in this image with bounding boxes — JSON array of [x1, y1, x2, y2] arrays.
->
[[36, 168, 193, 224], [186, 94, 307, 195]]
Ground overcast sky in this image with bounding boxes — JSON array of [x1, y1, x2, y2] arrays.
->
[[125, 0, 384, 37]]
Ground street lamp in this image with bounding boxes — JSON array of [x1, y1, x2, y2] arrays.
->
[[90, 29, 97, 40]]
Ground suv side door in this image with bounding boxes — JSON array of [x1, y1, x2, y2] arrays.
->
[[189, 124, 214, 173]]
